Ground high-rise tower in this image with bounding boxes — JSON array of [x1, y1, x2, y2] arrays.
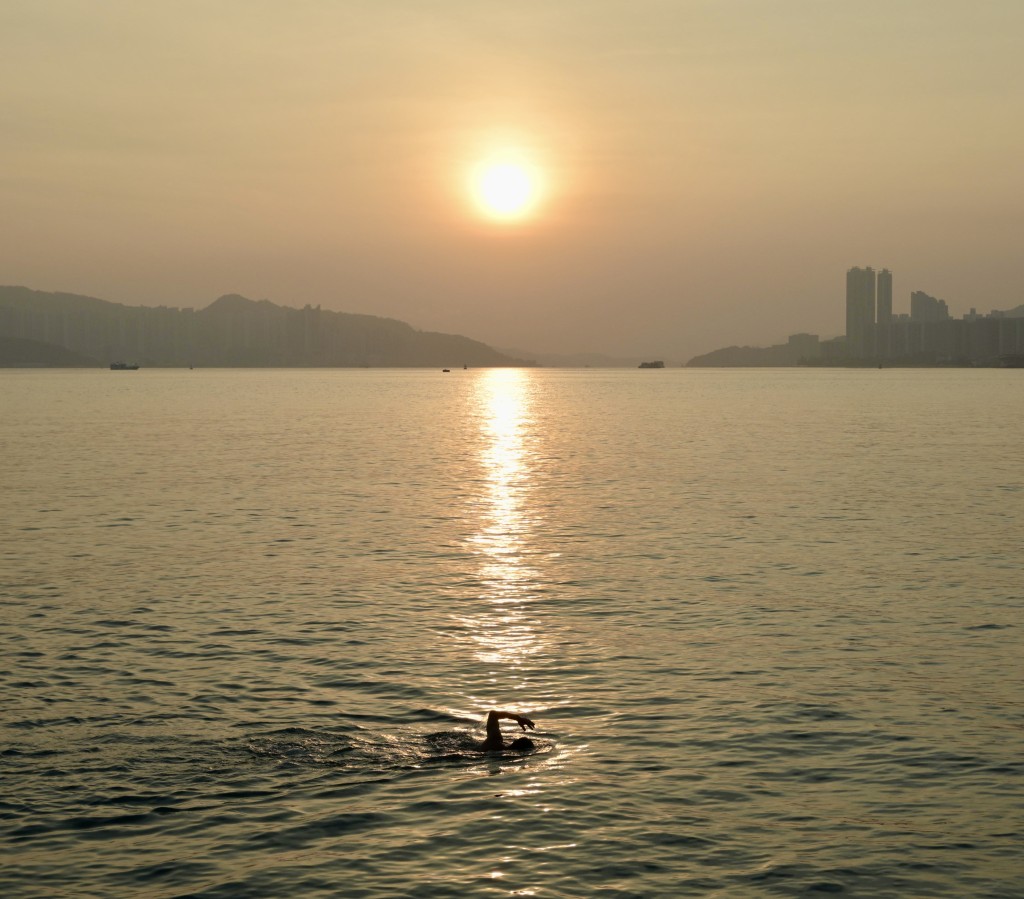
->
[[876, 270, 892, 323], [846, 267, 876, 360], [876, 269, 893, 359]]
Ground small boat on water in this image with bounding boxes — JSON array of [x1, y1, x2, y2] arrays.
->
[[638, 360, 665, 369], [110, 362, 140, 370]]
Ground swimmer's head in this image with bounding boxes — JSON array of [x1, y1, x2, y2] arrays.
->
[[508, 736, 534, 752]]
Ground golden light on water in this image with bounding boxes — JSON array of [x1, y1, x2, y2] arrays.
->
[[458, 368, 547, 675], [477, 368, 528, 562], [471, 368, 533, 600]]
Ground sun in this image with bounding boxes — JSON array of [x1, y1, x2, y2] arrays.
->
[[470, 158, 543, 223]]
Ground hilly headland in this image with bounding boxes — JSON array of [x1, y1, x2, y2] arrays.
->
[[0, 286, 531, 368]]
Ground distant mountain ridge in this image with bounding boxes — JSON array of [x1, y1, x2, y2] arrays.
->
[[686, 343, 807, 367], [0, 285, 530, 368], [498, 347, 640, 368]]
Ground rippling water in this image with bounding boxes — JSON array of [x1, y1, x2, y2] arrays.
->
[[2, 367, 1022, 897]]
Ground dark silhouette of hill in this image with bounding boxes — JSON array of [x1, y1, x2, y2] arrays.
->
[[687, 343, 804, 367], [0, 286, 530, 368], [0, 335, 100, 367], [498, 347, 639, 368]]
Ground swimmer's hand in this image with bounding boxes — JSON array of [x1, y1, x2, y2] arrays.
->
[[514, 715, 535, 732]]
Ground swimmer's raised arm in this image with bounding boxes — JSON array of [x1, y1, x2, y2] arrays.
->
[[488, 710, 535, 730], [482, 710, 536, 750]]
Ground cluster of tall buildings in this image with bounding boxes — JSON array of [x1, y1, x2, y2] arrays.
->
[[842, 267, 1023, 365], [845, 267, 892, 359]]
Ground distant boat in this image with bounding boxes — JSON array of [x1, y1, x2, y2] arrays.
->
[[110, 362, 140, 370], [638, 360, 665, 369], [442, 368, 450, 372]]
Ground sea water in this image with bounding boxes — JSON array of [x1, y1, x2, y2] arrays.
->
[[1, 367, 1022, 897]]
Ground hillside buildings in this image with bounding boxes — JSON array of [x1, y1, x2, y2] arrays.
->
[[0, 287, 525, 368]]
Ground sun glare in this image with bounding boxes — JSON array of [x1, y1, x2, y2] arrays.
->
[[470, 158, 543, 223]]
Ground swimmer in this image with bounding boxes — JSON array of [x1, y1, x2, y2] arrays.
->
[[480, 710, 536, 752]]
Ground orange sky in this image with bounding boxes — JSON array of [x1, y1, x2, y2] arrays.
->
[[2, 1, 1023, 360]]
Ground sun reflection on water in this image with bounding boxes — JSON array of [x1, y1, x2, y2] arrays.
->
[[457, 369, 548, 678]]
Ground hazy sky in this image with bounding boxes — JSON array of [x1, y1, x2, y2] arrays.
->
[[3, 1, 1023, 359]]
